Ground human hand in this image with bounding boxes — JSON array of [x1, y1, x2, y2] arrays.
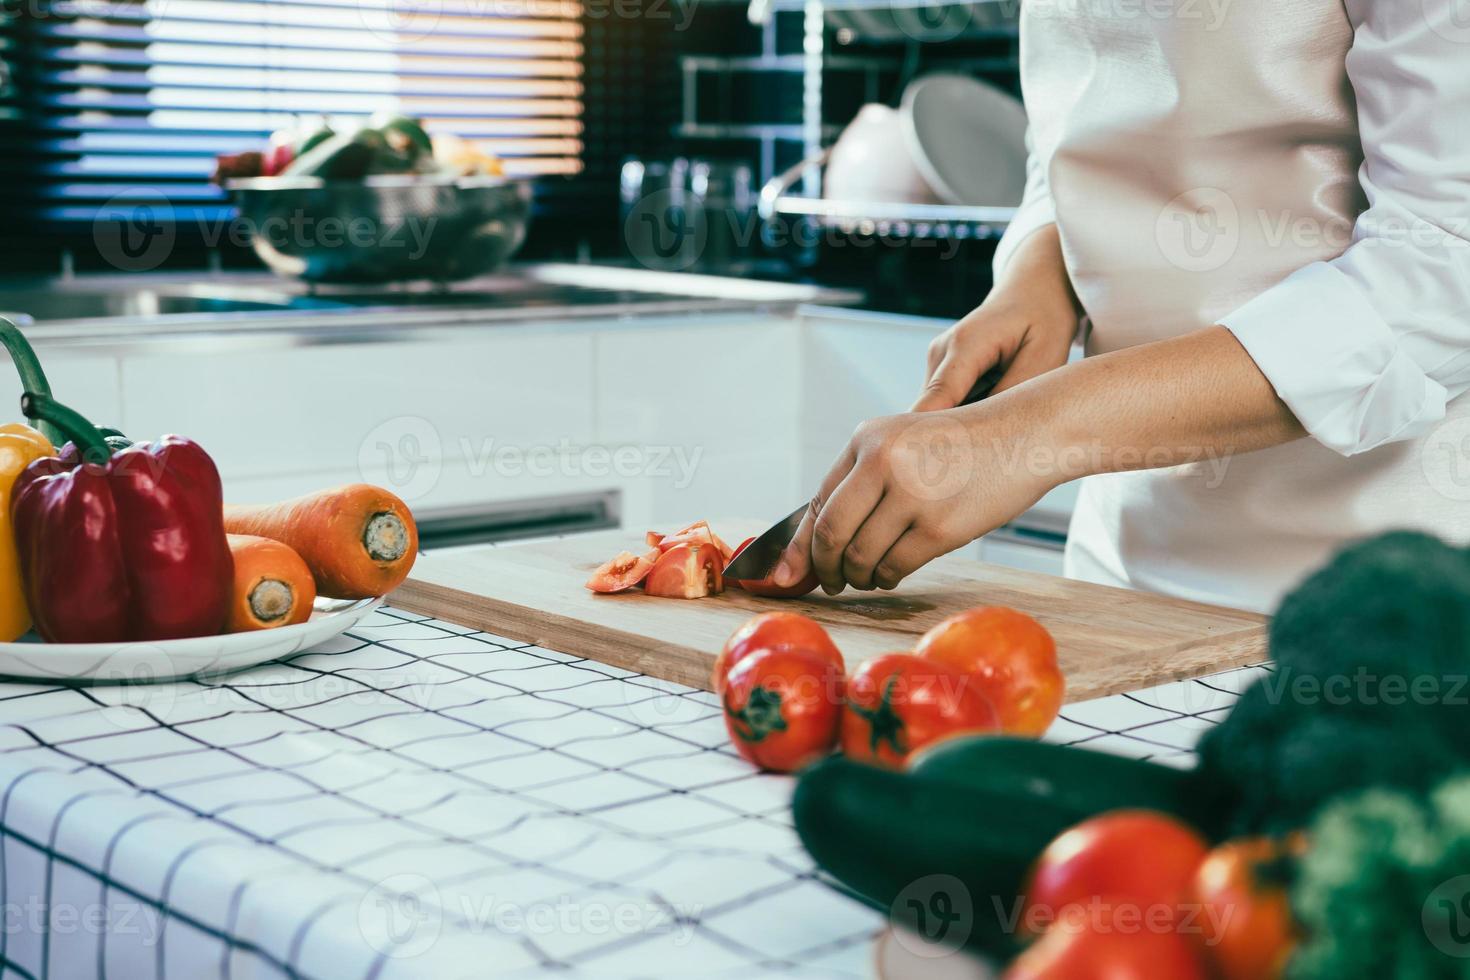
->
[[771, 399, 1062, 594], [914, 225, 1081, 411]]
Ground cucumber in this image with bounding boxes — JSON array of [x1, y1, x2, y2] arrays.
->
[[793, 756, 1076, 957], [907, 736, 1226, 839]]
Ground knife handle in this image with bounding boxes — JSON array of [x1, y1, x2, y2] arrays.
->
[[959, 365, 1007, 407]]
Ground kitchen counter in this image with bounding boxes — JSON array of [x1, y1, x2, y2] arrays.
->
[[1, 265, 861, 353], [0, 606, 1267, 979]]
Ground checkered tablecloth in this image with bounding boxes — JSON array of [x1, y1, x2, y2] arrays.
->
[[0, 606, 1270, 980]]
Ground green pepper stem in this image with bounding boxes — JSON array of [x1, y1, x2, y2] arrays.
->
[[20, 393, 111, 463], [0, 316, 62, 446]]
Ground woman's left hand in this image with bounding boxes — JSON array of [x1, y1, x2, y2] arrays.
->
[[770, 399, 1063, 594]]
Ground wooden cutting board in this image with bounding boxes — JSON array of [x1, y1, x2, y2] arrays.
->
[[391, 522, 1268, 701]]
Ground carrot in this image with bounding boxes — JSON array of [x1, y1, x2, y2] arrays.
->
[[223, 484, 418, 599], [226, 534, 316, 632]]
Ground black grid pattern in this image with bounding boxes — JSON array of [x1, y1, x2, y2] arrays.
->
[[0, 607, 1269, 979]]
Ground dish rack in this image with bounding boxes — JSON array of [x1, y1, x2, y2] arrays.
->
[[751, 0, 1020, 246], [759, 148, 1016, 241]]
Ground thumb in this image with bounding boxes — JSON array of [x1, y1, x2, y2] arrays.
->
[[911, 352, 988, 412]]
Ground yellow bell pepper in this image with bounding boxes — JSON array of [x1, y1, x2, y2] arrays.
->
[[0, 423, 55, 641]]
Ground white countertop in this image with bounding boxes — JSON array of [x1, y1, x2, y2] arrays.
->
[[0, 606, 1267, 979]]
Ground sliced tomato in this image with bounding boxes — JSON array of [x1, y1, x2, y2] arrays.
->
[[585, 548, 660, 593], [645, 530, 665, 549], [725, 536, 820, 599], [644, 542, 724, 599], [658, 520, 734, 561]]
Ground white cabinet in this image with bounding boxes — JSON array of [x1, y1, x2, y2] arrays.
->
[[592, 316, 801, 527], [57, 311, 797, 527], [117, 324, 599, 508], [20, 302, 1075, 559], [0, 353, 122, 438]]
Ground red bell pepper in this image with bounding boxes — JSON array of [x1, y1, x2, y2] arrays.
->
[[13, 393, 233, 643]]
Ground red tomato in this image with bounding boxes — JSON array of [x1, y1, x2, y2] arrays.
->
[[841, 653, 999, 768], [915, 606, 1063, 737], [1002, 922, 1208, 980], [645, 531, 665, 549], [723, 648, 844, 772], [1022, 810, 1210, 942], [712, 611, 843, 692], [585, 548, 659, 593], [725, 536, 820, 599], [658, 520, 734, 561], [1191, 837, 1301, 980], [643, 542, 723, 599]]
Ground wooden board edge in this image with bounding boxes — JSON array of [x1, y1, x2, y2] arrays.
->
[[390, 579, 719, 691], [1063, 625, 1270, 702]]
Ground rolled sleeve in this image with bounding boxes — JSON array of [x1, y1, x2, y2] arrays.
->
[[1220, 263, 1448, 455], [992, 135, 1057, 281], [1220, 0, 1470, 457]]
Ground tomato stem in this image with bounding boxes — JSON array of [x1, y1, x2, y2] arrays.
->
[[727, 685, 789, 743], [851, 675, 907, 757]]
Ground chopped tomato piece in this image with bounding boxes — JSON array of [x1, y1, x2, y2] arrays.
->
[[645, 530, 665, 549], [585, 548, 660, 593], [644, 542, 724, 599], [725, 536, 819, 598], [659, 520, 734, 561]]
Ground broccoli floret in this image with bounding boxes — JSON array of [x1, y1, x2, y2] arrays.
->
[[1197, 532, 1470, 836], [1271, 531, 1470, 691], [1197, 681, 1466, 835], [1288, 776, 1470, 980]]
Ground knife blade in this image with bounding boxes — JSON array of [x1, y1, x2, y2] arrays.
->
[[723, 365, 1006, 582]]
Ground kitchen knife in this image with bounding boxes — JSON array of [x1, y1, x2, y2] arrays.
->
[[723, 365, 1006, 582]]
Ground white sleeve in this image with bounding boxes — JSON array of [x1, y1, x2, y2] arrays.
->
[[1218, 0, 1470, 456], [991, 131, 1057, 281]]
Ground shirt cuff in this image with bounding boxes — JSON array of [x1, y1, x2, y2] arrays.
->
[[992, 197, 1057, 282], [1219, 262, 1448, 456]]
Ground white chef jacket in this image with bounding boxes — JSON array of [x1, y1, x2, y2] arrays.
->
[[995, 0, 1470, 613]]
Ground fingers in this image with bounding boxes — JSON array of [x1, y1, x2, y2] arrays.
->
[[912, 348, 990, 413], [872, 524, 950, 591], [841, 494, 915, 591], [809, 465, 886, 594], [990, 328, 1073, 395], [773, 444, 855, 588]]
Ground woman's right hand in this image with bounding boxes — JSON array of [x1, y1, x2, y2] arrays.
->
[[913, 224, 1083, 411]]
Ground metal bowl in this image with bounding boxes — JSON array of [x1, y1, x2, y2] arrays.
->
[[227, 174, 532, 284]]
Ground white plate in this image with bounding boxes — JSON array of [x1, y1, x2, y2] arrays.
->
[[900, 74, 1029, 207], [0, 597, 383, 684]]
